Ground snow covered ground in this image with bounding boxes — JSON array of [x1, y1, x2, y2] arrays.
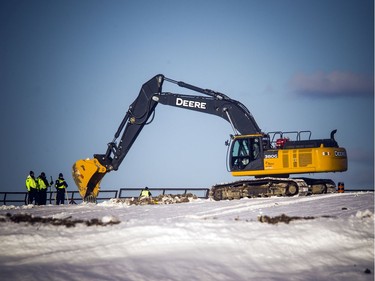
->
[[0, 192, 373, 281]]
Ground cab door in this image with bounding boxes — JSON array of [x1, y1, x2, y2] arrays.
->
[[229, 136, 264, 172]]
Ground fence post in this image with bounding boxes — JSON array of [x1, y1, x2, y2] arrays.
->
[[70, 191, 77, 204]]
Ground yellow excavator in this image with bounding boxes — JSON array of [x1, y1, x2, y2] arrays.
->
[[72, 74, 347, 202]]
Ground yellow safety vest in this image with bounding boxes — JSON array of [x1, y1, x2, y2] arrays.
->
[[140, 189, 150, 198], [37, 177, 49, 190], [55, 179, 66, 189], [25, 175, 37, 192]]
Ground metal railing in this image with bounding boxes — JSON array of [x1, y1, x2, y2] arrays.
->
[[1, 188, 372, 206], [0, 190, 118, 206], [51, 190, 119, 205], [0, 188, 210, 206], [0, 192, 29, 206], [118, 187, 210, 199]]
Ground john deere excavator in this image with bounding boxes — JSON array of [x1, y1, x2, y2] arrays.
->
[[72, 74, 347, 202]]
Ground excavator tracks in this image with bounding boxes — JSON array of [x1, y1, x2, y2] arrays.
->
[[297, 178, 336, 194], [210, 177, 338, 201], [210, 177, 314, 201]]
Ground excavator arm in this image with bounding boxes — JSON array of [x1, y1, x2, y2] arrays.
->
[[72, 74, 262, 201]]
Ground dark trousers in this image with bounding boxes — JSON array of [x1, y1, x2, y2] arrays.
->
[[28, 188, 37, 204], [56, 189, 65, 205], [38, 190, 47, 205]]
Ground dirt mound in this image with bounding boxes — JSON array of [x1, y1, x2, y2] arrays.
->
[[110, 193, 198, 205], [258, 214, 335, 224], [0, 213, 120, 227]]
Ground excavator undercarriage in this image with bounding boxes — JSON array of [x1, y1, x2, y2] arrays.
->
[[210, 177, 336, 201], [211, 178, 307, 200]]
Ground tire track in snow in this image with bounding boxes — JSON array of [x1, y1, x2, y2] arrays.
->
[[185, 193, 355, 219]]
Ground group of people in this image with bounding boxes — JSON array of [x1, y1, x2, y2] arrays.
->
[[25, 171, 68, 205], [26, 171, 152, 205]]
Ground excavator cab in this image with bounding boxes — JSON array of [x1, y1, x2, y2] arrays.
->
[[229, 134, 265, 172]]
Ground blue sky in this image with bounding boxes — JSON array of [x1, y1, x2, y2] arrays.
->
[[0, 0, 373, 193]]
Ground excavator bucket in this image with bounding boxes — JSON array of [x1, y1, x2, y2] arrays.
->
[[72, 158, 107, 202]]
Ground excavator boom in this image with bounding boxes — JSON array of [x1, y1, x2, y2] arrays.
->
[[72, 75, 164, 201], [72, 74, 262, 201]]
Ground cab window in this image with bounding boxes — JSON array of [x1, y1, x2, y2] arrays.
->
[[231, 137, 261, 170]]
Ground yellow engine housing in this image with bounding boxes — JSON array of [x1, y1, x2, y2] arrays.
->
[[231, 145, 347, 177]]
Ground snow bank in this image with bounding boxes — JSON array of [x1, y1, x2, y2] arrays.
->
[[0, 192, 373, 281]]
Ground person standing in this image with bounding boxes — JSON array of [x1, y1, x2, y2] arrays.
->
[[37, 172, 53, 205], [55, 173, 68, 205], [25, 171, 37, 204]]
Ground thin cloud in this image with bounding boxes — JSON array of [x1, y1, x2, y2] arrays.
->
[[289, 71, 374, 98]]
